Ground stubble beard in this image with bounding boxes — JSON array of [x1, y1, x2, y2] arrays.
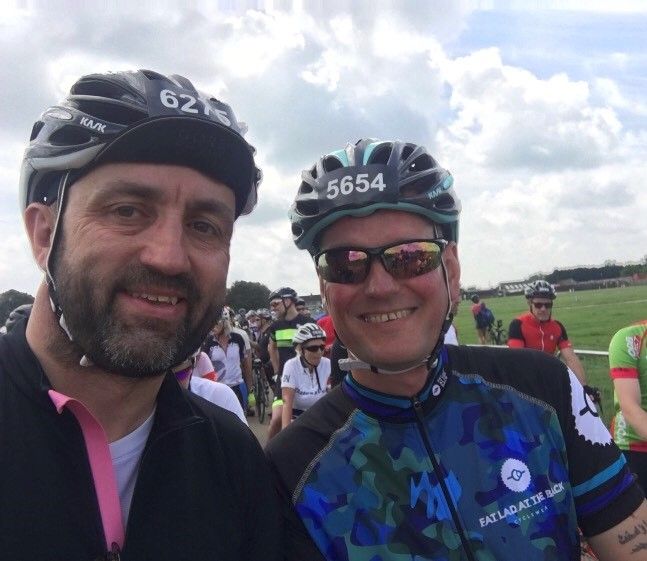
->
[[51, 250, 223, 378]]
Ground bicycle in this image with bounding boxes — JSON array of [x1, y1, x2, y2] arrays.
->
[[252, 358, 271, 424], [487, 320, 508, 346]]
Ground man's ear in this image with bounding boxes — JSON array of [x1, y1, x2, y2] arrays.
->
[[23, 204, 56, 271]]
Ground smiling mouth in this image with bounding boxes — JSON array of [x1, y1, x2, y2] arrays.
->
[[361, 308, 414, 323], [128, 291, 181, 306]]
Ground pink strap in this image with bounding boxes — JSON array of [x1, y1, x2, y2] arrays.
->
[[49, 390, 125, 551]]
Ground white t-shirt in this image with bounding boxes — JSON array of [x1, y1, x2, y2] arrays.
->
[[281, 356, 331, 412], [110, 409, 155, 527], [444, 324, 459, 346], [189, 376, 247, 425]]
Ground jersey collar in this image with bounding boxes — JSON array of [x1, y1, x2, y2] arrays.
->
[[342, 346, 451, 422]]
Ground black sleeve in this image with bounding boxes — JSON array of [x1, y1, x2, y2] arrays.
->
[[230, 332, 246, 363], [555, 321, 569, 343], [507, 319, 523, 342], [243, 446, 283, 561]]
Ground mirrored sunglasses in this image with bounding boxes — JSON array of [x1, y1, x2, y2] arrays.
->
[[303, 344, 326, 353], [315, 239, 448, 285]]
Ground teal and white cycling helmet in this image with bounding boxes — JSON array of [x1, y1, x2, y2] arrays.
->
[[289, 138, 461, 253], [524, 280, 556, 300], [292, 323, 326, 346]]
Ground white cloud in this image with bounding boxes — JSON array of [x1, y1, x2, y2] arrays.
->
[[0, 3, 645, 298]]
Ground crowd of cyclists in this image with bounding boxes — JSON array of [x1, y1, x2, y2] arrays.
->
[[1, 67, 646, 561]]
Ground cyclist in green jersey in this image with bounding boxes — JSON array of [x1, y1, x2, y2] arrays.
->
[[609, 320, 647, 491]]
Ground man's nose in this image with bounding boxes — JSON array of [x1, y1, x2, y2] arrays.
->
[[364, 258, 399, 296], [138, 215, 191, 276]]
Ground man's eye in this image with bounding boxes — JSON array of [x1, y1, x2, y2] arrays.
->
[[115, 206, 137, 218], [192, 221, 218, 236]]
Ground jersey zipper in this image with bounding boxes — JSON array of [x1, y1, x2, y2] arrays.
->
[[412, 397, 476, 561]]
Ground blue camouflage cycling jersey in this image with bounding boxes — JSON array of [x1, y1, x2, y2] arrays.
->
[[266, 345, 644, 561]]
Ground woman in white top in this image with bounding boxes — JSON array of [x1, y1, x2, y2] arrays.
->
[[281, 323, 331, 430]]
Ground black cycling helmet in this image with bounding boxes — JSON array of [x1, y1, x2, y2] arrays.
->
[[20, 69, 260, 217], [289, 138, 461, 253], [4, 304, 33, 333], [268, 287, 298, 302], [19, 69, 261, 362], [524, 280, 556, 300], [470, 294, 480, 303]]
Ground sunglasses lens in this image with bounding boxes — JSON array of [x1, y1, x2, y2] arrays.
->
[[317, 249, 369, 283], [317, 241, 445, 284], [304, 345, 325, 352], [382, 241, 443, 279]]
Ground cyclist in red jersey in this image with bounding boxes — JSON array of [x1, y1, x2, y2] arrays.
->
[[508, 280, 588, 385]]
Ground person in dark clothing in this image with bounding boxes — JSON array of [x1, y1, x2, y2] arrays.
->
[[1, 68, 280, 561]]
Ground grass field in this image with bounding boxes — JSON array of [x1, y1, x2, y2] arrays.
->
[[453, 285, 647, 426]]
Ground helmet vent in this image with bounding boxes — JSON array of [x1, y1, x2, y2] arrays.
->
[[322, 155, 343, 173], [299, 181, 314, 195], [49, 125, 93, 146], [140, 69, 166, 81], [368, 144, 392, 165], [433, 192, 456, 210], [72, 99, 144, 125], [409, 153, 433, 172], [30, 121, 45, 141], [73, 78, 127, 99], [296, 199, 319, 217], [402, 144, 415, 161]]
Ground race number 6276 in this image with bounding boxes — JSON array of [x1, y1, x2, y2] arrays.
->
[[159, 89, 231, 126]]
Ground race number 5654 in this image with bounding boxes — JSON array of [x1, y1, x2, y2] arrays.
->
[[326, 173, 386, 199]]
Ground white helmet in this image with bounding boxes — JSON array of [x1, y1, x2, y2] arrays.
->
[[292, 323, 326, 345]]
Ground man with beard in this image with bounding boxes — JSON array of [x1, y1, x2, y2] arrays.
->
[[0, 70, 280, 561]]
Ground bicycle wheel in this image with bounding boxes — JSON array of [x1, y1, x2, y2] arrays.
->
[[254, 370, 267, 424]]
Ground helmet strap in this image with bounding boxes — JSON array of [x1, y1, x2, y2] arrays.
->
[[44, 170, 93, 366]]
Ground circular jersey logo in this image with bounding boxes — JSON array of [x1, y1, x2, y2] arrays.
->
[[501, 458, 531, 492], [432, 384, 442, 396]]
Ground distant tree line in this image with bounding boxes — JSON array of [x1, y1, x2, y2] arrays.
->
[[226, 280, 270, 312], [526, 255, 647, 285]]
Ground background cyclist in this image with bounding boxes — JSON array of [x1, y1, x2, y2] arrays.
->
[[608, 320, 647, 492], [280, 323, 331, 431], [508, 280, 588, 385]]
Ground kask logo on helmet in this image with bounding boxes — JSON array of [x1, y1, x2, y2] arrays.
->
[[426, 175, 454, 200], [80, 117, 106, 133]]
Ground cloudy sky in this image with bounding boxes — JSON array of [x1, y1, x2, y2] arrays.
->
[[1, 0, 646, 299]]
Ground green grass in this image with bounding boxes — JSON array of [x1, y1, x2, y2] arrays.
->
[[453, 285, 647, 426]]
